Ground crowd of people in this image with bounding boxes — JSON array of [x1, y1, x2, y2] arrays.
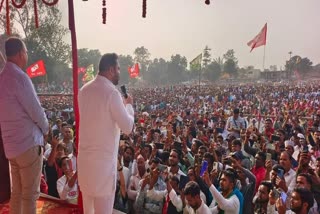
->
[[4, 37, 319, 214], [35, 82, 73, 94], [40, 81, 320, 214]]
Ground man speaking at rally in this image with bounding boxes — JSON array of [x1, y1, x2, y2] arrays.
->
[[77, 53, 134, 214]]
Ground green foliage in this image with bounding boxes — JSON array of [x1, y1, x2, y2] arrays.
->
[[285, 55, 312, 73], [167, 54, 188, 84], [222, 49, 238, 77], [223, 49, 237, 62], [204, 61, 222, 81], [118, 55, 134, 85], [223, 59, 238, 76], [147, 58, 169, 85], [78, 49, 101, 71]]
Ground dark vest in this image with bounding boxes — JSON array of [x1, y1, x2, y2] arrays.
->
[[164, 191, 183, 214]]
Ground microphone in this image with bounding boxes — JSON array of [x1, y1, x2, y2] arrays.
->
[[120, 85, 128, 99]]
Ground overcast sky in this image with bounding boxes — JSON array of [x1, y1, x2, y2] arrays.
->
[[59, 0, 320, 70]]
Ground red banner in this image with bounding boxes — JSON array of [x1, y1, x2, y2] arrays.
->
[[247, 23, 267, 52], [128, 63, 139, 78], [77, 67, 86, 73], [26, 60, 46, 78]]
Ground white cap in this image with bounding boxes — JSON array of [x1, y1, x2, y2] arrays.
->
[[284, 140, 295, 148], [297, 133, 305, 139]]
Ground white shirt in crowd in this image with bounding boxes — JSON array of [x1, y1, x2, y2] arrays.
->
[[284, 168, 296, 193], [56, 173, 78, 203], [208, 184, 240, 214]]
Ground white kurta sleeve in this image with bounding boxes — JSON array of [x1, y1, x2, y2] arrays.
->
[[168, 189, 183, 212], [109, 90, 134, 134], [209, 184, 239, 212], [127, 176, 138, 201]]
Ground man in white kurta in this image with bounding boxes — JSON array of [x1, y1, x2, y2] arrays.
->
[[77, 53, 134, 214]]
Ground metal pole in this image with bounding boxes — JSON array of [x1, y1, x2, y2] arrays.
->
[[288, 51, 292, 79], [198, 68, 201, 91], [262, 45, 266, 71]]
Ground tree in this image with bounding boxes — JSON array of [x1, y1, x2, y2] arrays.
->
[[167, 54, 188, 84], [213, 57, 224, 68], [77, 48, 101, 86], [147, 58, 168, 85], [223, 49, 238, 77], [202, 46, 211, 68], [285, 55, 312, 73], [223, 59, 238, 77], [204, 61, 222, 81], [78, 49, 101, 70], [223, 49, 237, 62], [133, 46, 151, 79]]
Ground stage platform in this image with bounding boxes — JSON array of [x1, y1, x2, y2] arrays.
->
[[0, 194, 125, 214]]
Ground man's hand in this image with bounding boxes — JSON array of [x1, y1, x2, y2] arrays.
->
[[141, 176, 150, 190], [123, 94, 133, 105], [65, 169, 74, 180], [51, 136, 59, 148], [134, 149, 141, 160], [275, 177, 288, 192], [275, 198, 286, 214], [202, 171, 212, 187], [269, 190, 277, 205], [265, 160, 273, 172], [210, 169, 219, 181], [149, 168, 160, 189]]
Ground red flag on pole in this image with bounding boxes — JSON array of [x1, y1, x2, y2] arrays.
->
[[26, 60, 46, 78], [247, 23, 267, 52], [128, 63, 140, 78]]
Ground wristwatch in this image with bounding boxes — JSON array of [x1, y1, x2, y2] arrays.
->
[[118, 166, 123, 171]]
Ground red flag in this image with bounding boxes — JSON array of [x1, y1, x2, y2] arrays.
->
[[247, 23, 267, 52], [78, 67, 86, 73], [128, 63, 139, 78], [26, 60, 46, 78]]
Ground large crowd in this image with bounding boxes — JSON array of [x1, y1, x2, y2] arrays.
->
[[35, 82, 73, 94], [41, 81, 320, 214]]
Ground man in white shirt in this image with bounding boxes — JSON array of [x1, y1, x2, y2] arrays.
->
[[278, 151, 296, 193], [226, 108, 246, 138], [183, 181, 211, 214], [77, 53, 134, 214], [203, 169, 240, 214]]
